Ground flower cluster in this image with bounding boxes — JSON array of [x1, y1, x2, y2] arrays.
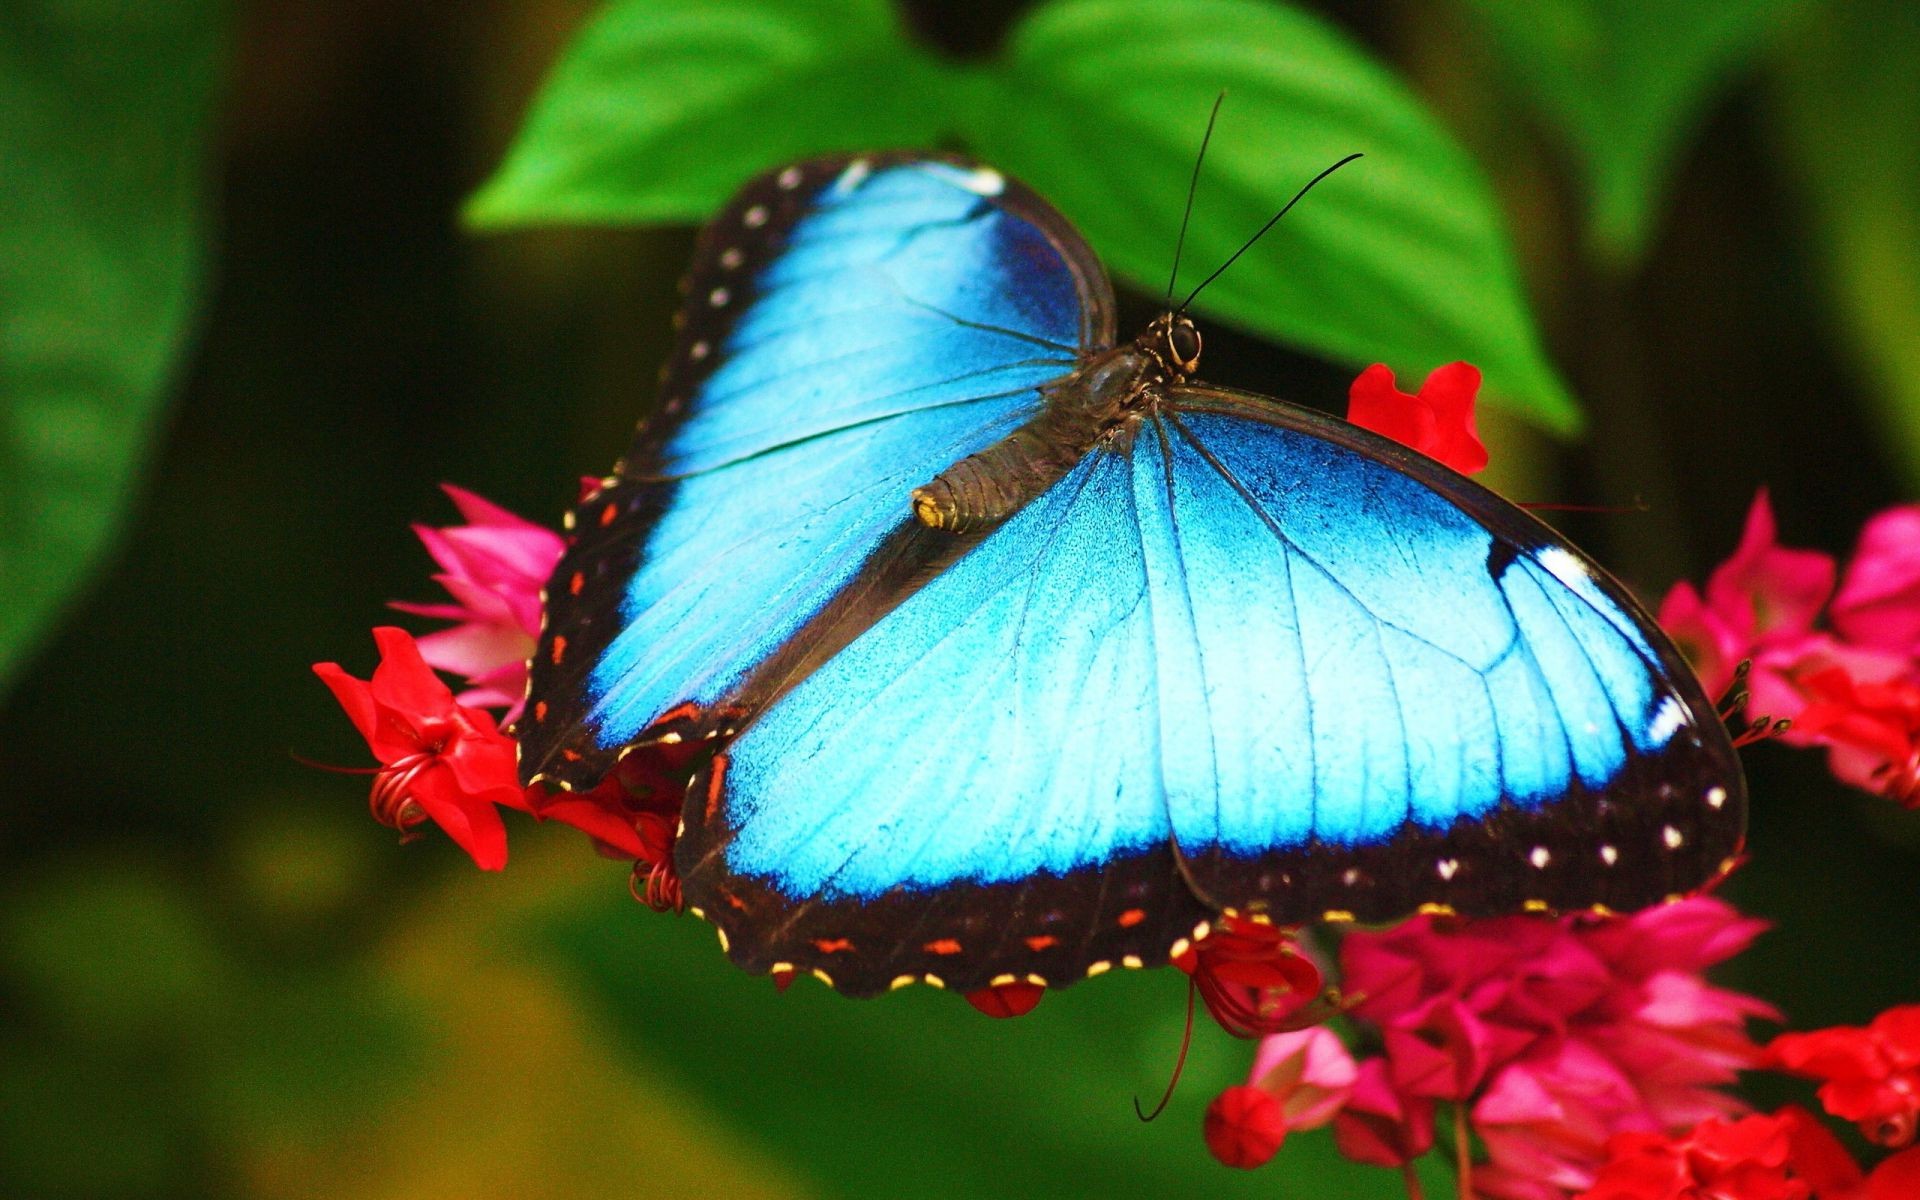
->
[[1660, 494, 1920, 807], [313, 491, 692, 882], [1205, 899, 1774, 1197], [1574, 1105, 1920, 1200], [1574, 1031, 1920, 1200]]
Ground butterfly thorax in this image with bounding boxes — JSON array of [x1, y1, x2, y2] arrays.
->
[[910, 314, 1202, 533]]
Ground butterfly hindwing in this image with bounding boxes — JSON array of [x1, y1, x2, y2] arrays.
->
[[1154, 388, 1743, 918], [521, 154, 1115, 789], [678, 393, 1743, 996]]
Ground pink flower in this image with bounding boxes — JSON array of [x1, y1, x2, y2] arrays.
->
[[1474, 1041, 1650, 1200], [1658, 490, 1835, 705], [1336, 899, 1772, 1195], [1659, 581, 1750, 703], [1832, 505, 1920, 654], [1250, 1025, 1359, 1124], [1706, 490, 1836, 648], [1332, 1057, 1435, 1167], [392, 484, 565, 720], [313, 626, 528, 870], [1346, 361, 1490, 475]]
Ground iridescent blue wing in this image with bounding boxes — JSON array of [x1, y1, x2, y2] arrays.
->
[[678, 390, 1744, 997], [522, 154, 1114, 788]]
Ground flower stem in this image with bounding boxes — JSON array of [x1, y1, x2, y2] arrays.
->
[[1402, 1162, 1427, 1200], [1454, 1102, 1475, 1200]]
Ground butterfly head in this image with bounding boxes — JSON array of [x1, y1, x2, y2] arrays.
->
[[1140, 312, 1203, 381]]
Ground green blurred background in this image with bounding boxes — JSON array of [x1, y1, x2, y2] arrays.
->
[[3, 1, 1918, 1196]]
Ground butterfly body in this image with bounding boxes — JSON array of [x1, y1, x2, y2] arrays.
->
[[520, 153, 1745, 999]]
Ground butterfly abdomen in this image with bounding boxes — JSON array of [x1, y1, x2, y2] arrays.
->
[[912, 345, 1156, 532]]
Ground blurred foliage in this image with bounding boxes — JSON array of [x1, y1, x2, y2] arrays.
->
[[1, 1, 1917, 1198], [1772, 0, 1920, 489], [0, 1, 222, 695], [473, 0, 1578, 429], [1461, 0, 1806, 268]]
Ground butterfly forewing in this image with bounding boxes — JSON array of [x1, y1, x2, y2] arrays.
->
[[521, 154, 1116, 791]]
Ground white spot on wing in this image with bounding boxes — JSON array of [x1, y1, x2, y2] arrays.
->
[[1706, 786, 1727, 809], [955, 166, 1005, 195], [1662, 825, 1684, 850], [1437, 858, 1460, 881], [777, 166, 803, 189], [1538, 546, 1590, 588], [1600, 844, 1620, 866], [1529, 846, 1551, 869], [743, 204, 768, 228], [832, 159, 871, 195], [1648, 696, 1686, 745]]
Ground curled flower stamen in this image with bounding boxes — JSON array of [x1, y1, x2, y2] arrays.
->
[[1175, 916, 1326, 1038], [629, 857, 684, 914]]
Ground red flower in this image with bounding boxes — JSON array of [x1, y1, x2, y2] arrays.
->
[[1172, 914, 1325, 1038], [1206, 1026, 1361, 1169], [1577, 1111, 1810, 1200], [1574, 1107, 1920, 1200], [1346, 361, 1490, 475], [1769, 1005, 1920, 1147], [1791, 670, 1920, 809], [1205, 1085, 1290, 1169], [313, 626, 527, 870], [391, 484, 565, 721]]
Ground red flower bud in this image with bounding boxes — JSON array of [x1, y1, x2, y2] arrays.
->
[[1205, 1085, 1288, 1169]]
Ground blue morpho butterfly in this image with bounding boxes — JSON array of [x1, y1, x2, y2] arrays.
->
[[519, 151, 1746, 999]]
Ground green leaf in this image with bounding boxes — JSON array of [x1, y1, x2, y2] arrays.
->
[[535, 889, 1410, 1200], [1772, 0, 1920, 485], [0, 2, 221, 696], [1461, 0, 1804, 268], [959, 0, 1578, 430], [466, 0, 956, 227]]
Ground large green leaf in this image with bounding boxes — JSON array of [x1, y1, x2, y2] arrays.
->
[[534, 886, 1415, 1200], [466, 0, 954, 226], [959, 0, 1578, 430], [0, 2, 221, 697], [1772, 0, 1920, 486], [1461, 0, 1803, 269]]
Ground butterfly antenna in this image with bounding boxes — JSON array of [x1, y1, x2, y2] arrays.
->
[[1179, 152, 1364, 313], [289, 750, 379, 775], [1165, 91, 1227, 308], [1134, 975, 1198, 1122]]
